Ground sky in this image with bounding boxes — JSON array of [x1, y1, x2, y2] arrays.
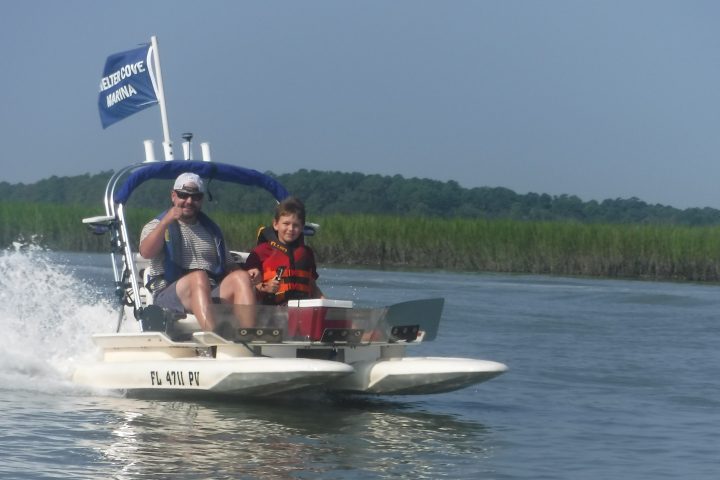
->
[[2, 1, 720, 209]]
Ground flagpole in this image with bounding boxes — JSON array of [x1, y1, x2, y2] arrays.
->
[[150, 35, 174, 160]]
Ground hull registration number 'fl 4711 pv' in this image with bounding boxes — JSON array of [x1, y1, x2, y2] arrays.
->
[[150, 370, 200, 387]]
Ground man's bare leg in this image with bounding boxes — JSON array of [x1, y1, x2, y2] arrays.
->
[[176, 270, 215, 330], [219, 269, 256, 328]]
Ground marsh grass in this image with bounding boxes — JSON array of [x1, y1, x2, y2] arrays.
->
[[3, 201, 720, 281]]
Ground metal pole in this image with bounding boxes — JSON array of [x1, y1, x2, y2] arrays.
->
[[150, 35, 174, 160]]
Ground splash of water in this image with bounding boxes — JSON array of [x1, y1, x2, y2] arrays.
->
[[0, 245, 118, 393]]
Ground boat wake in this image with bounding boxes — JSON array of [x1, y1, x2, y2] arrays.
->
[[0, 246, 117, 394]]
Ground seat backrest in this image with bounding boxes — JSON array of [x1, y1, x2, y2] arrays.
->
[[135, 253, 154, 306]]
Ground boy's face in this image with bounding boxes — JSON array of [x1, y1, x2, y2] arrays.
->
[[273, 213, 303, 244]]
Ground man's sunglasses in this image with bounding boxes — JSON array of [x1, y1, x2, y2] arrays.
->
[[175, 190, 204, 201]]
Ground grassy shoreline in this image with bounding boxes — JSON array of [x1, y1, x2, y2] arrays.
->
[[3, 201, 720, 282]]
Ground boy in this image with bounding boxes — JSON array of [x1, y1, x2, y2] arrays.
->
[[245, 197, 324, 304]]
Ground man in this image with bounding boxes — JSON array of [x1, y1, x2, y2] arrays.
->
[[139, 172, 257, 330]]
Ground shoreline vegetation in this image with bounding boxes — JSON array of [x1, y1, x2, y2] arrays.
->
[[2, 201, 720, 283]]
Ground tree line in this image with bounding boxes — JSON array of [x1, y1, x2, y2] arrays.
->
[[1, 168, 719, 225]]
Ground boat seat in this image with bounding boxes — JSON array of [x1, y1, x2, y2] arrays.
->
[[133, 254, 194, 339]]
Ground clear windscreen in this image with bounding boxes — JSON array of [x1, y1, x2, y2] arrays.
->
[[169, 298, 444, 345]]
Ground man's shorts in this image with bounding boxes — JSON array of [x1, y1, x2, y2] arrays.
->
[[154, 280, 221, 313]]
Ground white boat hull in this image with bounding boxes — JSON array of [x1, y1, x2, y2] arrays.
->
[[74, 357, 355, 397], [73, 330, 507, 397], [331, 357, 508, 395]]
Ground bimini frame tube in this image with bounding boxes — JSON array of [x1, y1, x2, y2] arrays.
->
[[100, 164, 149, 329], [115, 203, 142, 314]]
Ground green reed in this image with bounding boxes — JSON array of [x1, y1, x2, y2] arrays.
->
[[3, 201, 720, 281], [305, 215, 720, 281]]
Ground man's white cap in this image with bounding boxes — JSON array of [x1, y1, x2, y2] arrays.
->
[[173, 173, 205, 193]]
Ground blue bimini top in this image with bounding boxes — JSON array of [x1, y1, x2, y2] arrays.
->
[[113, 160, 290, 205]]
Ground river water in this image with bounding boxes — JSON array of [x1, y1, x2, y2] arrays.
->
[[0, 248, 718, 479]]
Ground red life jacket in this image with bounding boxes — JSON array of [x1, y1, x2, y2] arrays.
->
[[255, 227, 316, 305]]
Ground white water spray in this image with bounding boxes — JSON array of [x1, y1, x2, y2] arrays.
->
[[0, 245, 118, 393]]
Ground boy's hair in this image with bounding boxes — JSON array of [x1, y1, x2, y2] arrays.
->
[[275, 196, 306, 223]]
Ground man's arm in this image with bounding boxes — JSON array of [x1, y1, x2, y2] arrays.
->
[[139, 208, 181, 258]]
